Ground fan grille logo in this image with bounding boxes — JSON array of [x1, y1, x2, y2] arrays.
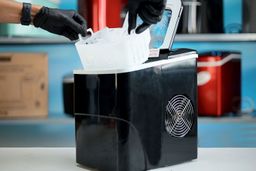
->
[[165, 95, 194, 137]]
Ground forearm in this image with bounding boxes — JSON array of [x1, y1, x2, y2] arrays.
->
[[0, 0, 42, 24]]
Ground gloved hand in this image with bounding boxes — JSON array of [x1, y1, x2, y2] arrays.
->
[[33, 7, 87, 40], [128, 0, 166, 34]]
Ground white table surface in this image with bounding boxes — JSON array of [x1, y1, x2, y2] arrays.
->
[[0, 148, 255, 171]]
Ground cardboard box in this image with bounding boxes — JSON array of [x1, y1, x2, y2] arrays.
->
[[0, 53, 48, 118]]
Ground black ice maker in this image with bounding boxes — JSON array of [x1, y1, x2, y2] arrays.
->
[[74, 1, 197, 170], [74, 49, 198, 171]]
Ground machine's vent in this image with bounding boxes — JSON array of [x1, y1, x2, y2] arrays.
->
[[165, 95, 194, 137]]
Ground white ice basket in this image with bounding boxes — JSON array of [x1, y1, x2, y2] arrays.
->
[[75, 28, 150, 71]]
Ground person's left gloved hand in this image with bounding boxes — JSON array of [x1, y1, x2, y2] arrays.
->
[[128, 0, 166, 34], [33, 7, 87, 40]]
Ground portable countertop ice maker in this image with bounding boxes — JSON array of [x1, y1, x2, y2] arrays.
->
[[74, 0, 198, 170]]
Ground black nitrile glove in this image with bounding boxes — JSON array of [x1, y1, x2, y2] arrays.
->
[[128, 0, 166, 34], [33, 7, 87, 40]]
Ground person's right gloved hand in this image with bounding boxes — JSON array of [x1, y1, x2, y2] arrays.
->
[[33, 7, 87, 41], [128, 0, 166, 34]]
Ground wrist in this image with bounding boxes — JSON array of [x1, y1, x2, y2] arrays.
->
[[31, 5, 43, 22]]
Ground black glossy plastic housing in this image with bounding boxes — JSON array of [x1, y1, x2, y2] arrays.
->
[[74, 49, 198, 171]]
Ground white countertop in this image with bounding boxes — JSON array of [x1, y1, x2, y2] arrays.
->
[[0, 148, 255, 171]]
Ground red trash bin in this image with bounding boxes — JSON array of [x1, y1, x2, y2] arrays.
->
[[197, 51, 241, 116]]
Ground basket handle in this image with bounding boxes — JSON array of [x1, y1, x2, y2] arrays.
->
[[78, 28, 94, 42]]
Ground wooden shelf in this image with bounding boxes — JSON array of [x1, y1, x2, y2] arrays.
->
[[1, 34, 256, 44], [0, 115, 74, 125], [0, 36, 71, 44], [175, 33, 256, 42]]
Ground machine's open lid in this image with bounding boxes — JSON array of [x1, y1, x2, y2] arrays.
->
[[122, 0, 183, 57], [149, 0, 183, 51]]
